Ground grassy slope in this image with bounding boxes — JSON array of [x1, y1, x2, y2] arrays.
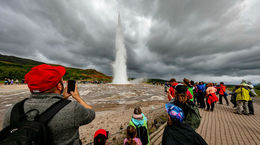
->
[[0, 53, 111, 81], [255, 89, 260, 98]]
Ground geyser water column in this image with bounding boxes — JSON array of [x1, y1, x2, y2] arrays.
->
[[112, 14, 129, 84]]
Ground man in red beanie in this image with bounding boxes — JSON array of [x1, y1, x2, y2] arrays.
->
[[2, 64, 95, 145]]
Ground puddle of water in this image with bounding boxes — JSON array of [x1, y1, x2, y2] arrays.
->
[[5, 104, 12, 107], [150, 96, 165, 101]]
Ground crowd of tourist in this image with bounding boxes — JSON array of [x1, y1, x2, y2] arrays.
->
[[79, 80, 110, 84], [166, 78, 257, 115], [4, 78, 25, 85], [87, 77, 258, 145], [0, 64, 258, 145]]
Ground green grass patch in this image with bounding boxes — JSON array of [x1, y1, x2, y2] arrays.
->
[[226, 85, 235, 90], [0, 53, 112, 81], [255, 89, 260, 98]]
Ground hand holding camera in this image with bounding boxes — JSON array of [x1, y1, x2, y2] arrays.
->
[[63, 80, 92, 109], [63, 80, 75, 99]]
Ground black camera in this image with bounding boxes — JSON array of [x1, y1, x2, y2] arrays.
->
[[67, 80, 76, 93]]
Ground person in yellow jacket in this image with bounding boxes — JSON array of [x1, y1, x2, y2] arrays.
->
[[235, 83, 250, 115]]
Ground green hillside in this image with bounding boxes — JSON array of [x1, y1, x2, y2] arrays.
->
[[0, 53, 112, 81]]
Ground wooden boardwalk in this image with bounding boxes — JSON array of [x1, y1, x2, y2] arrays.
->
[[150, 102, 260, 145]]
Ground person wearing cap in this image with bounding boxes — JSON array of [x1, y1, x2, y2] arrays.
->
[[248, 83, 257, 115], [234, 83, 250, 115], [2, 64, 95, 145], [94, 129, 110, 145], [162, 103, 207, 145], [129, 106, 149, 145], [170, 84, 201, 130]]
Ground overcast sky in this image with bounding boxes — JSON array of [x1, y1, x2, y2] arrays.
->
[[0, 0, 260, 84]]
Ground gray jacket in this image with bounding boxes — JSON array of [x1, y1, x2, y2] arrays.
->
[[3, 93, 95, 145]]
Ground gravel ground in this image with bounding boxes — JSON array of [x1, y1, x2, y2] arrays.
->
[[0, 83, 168, 144]]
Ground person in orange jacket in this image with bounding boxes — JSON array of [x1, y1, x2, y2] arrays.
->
[[216, 82, 229, 106]]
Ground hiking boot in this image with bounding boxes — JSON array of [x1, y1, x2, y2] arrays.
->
[[234, 112, 242, 115], [243, 113, 249, 116]]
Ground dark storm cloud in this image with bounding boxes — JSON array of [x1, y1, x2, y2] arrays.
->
[[144, 0, 260, 81], [0, 0, 116, 66], [0, 0, 259, 83]]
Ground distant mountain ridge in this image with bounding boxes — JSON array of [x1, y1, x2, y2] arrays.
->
[[0, 53, 44, 65], [0, 53, 112, 81]]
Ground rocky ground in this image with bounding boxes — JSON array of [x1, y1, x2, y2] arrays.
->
[[0, 84, 168, 144]]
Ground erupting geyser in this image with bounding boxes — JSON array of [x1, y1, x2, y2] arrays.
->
[[112, 14, 129, 84]]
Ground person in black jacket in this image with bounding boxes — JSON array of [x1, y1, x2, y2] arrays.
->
[[162, 103, 207, 145]]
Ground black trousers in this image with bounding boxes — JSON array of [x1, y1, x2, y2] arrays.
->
[[248, 100, 254, 114], [219, 94, 229, 105], [198, 92, 205, 108], [206, 98, 215, 111], [231, 95, 237, 107], [192, 92, 197, 105]]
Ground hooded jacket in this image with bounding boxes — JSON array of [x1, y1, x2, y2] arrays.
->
[[235, 87, 250, 101], [162, 123, 207, 145], [129, 113, 150, 145]]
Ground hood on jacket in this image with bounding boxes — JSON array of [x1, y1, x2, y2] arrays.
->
[[131, 113, 147, 127]]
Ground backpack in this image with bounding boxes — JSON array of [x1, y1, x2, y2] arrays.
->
[[0, 98, 71, 145], [224, 91, 228, 97], [184, 103, 201, 130], [135, 124, 149, 145]]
